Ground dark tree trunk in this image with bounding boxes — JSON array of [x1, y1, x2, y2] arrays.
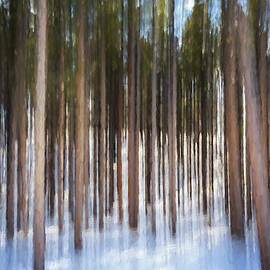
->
[[99, 3, 106, 230], [128, 0, 138, 228], [74, 0, 85, 250], [224, 0, 244, 238]]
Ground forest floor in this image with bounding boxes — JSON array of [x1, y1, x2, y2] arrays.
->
[[0, 140, 261, 269]]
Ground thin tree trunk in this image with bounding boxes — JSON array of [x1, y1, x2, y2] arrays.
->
[[93, 125, 97, 219], [201, 0, 208, 215], [168, 0, 177, 234], [99, 4, 106, 230], [74, 0, 85, 250], [15, 0, 27, 235], [257, 0, 268, 191], [128, 0, 138, 228], [58, 0, 65, 233], [135, 0, 141, 223], [151, 0, 157, 233], [68, 103, 75, 222], [84, 26, 90, 229], [117, 0, 124, 222], [33, 0, 47, 268]]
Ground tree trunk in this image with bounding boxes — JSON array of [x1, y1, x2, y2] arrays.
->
[[224, 0, 244, 238], [128, 0, 138, 228], [33, 0, 47, 268], [74, 0, 85, 250], [58, 0, 65, 233], [151, 0, 157, 234], [201, 0, 208, 216], [99, 4, 106, 230], [15, 0, 27, 235], [238, 9, 270, 270], [168, 0, 177, 234], [117, 0, 124, 223], [84, 24, 90, 229]]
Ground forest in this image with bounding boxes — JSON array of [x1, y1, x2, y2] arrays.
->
[[0, 0, 270, 269]]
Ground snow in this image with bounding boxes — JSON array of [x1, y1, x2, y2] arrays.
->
[[0, 122, 262, 269]]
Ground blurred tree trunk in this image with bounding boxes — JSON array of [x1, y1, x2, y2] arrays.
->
[[257, 0, 268, 190], [135, 0, 141, 222], [84, 13, 90, 229], [15, 0, 27, 235], [224, 0, 244, 238], [168, 0, 176, 234], [75, 0, 85, 250], [33, 0, 47, 268], [117, 0, 124, 223], [68, 0, 75, 223], [201, 0, 208, 215], [6, 0, 17, 240], [93, 124, 97, 219], [99, 2, 106, 230], [151, 0, 157, 234], [238, 8, 270, 270], [58, 0, 65, 233], [128, 0, 138, 228]]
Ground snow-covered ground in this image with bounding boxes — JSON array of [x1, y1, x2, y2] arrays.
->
[[0, 131, 261, 269]]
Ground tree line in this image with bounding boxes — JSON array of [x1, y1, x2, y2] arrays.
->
[[1, 0, 270, 269]]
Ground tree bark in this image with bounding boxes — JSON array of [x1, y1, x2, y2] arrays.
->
[[151, 0, 157, 234], [74, 0, 85, 250], [224, 0, 244, 238], [99, 3, 106, 230], [58, 0, 65, 233], [128, 0, 138, 228], [168, 0, 177, 234], [238, 8, 270, 270], [33, 0, 47, 268]]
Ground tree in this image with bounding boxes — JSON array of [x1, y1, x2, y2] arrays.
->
[[151, 0, 157, 234], [128, 0, 138, 228], [74, 0, 85, 250], [223, 0, 244, 237], [33, 0, 47, 268], [168, 0, 177, 234], [117, 0, 124, 223], [238, 7, 270, 270], [58, 0, 65, 233], [99, 0, 106, 230]]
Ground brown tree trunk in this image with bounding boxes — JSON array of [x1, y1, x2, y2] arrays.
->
[[15, 0, 27, 235], [168, 0, 177, 234], [257, 1, 268, 191], [117, 0, 124, 223], [151, 0, 157, 234], [93, 125, 97, 219], [6, 0, 18, 240], [224, 0, 244, 238], [99, 4, 106, 230], [68, 0, 74, 223], [84, 24, 90, 229], [74, 0, 85, 250], [109, 120, 114, 215], [135, 0, 141, 222], [145, 128, 151, 215], [128, 0, 138, 229], [68, 102, 75, 222], [238, 9, 270, 270], [58, 0, 65, 233], [33, 0, 47, 268], [201, 0, 208, 216]]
